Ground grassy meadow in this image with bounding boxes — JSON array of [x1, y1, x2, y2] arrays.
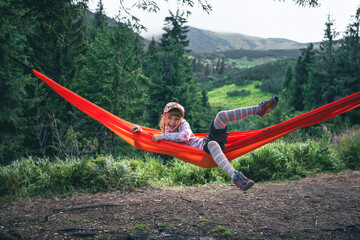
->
[[227, 57, 277, 69], [207, 82, 274, 109]]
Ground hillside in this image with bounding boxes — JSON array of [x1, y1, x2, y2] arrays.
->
[[186, 26, 317, 53], [89, 9, 315, 54], [149, 26, 317, 53]]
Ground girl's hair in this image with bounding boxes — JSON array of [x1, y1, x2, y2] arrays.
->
[[159, 108, 184, 132]]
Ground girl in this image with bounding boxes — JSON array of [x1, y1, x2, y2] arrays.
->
[[130, 97, 278, 191]]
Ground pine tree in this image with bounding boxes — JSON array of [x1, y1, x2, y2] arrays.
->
[[319, 15, 339, 103], [145, 10, 206, 131], [87, 0, 108, 40], [76, 22, 147, 154], [0, 2, 29, 164], [94, 0, 107, 29], [0, 0, 83, 162], [291, 43, 316, 111], [204, 63, 211, 76], [218, 57, 226, 75], [161, 10, 189, 52], [215, 58, 220, 74], [161, 11, 203, 130], [143, 39, 167, 127], [335, 6, 360, 124], [283, 63, 294, 90], [340, 6, 360, 93], [23, 2, 89, 158]]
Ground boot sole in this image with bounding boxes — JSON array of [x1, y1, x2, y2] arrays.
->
[[259, 96, 278, 118], [242, 180, 255, 191]]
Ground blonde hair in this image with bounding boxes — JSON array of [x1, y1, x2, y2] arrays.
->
[[159, 108, 184, 132]]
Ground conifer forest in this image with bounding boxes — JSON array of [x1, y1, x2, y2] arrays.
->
[[1, 0, 359, 166]]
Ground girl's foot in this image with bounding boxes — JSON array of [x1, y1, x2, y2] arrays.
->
[[233, 171, 255, 191], [258, 95, 279, 118]]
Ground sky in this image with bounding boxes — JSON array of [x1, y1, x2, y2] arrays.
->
[[88, 0, 360, 43]]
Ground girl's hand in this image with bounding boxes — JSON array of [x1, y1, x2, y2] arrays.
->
[[130, 125, 142, 133], [151, 134, 161, 143]]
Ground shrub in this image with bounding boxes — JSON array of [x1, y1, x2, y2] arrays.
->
[[236, 142, 306, 181], [1, 128, 356, 200], [0, 155, 147, 198], [332, 127, 360, 170], [233, 140, 343, 182], [226, 89, 251, 97]]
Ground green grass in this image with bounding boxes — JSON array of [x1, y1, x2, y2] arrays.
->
[[132, 222, 148, 231], [172, 214, 181, 221], [200, 217, 213, 224], [228, 57, 276, 69], [207, 82, 273, 109], [212, 226, 232, 236]]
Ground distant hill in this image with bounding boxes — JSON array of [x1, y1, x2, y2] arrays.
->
[[88, 9, 316, 54], [186, 27, 316, 53], [190, 48, 302, 60]]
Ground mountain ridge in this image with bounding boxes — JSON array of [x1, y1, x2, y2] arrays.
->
[[185, 26, 317, 53], [87, 9, 317, 53]]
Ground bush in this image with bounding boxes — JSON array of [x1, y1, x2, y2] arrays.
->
[[260, 78, 282, 93], [226, 89, 251, 97], [236, 142, 306, 181], [1, 128, 356, 200], [232, 140, 344, 182], [332, 127, 360, 170], [0, 156, 147, 198]]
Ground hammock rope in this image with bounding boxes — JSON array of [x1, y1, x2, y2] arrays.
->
[[32, 69, 360, 168]]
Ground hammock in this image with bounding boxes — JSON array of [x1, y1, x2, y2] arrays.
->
[[32, 70, 360, 168]]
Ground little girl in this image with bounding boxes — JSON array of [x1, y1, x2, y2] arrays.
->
[[130, 97, 278, 191]]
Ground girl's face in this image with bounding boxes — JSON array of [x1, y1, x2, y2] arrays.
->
[[164, 113, 183, 132]]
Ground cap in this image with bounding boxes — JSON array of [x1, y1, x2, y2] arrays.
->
[[163, 102, 185, 117]]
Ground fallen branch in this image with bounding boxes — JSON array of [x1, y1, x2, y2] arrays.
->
[[58, 228, 100, 232], [54, 204, 122, 213], [321, 225, 360, 232]]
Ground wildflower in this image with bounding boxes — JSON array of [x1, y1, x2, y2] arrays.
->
[[327, 131, 332, 135], [333, 135, 338, 140], [346, 129, 350, 133], [307, 138, 311, 142], [323, 125, 327, 130]]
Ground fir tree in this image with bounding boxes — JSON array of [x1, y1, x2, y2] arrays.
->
[[291, 43, 316, 111], [76, 22, 147, 154], [94, 0, 107, 29], [8, 1, 89, 159], [340, 6, 360, 93], [283, 63, 294, 90], [143, 39, 167, 127], [161, 10, 189, 52], [145, 10, 206, 131], [0, 5, 28, 164], [319, 15, 339, 103]]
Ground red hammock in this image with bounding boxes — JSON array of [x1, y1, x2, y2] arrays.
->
[[33, 70, 360, 168]]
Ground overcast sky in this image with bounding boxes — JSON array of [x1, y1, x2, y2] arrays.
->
[[88, 0, 359, 43]]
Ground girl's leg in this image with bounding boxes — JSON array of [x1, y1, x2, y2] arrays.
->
[[213, 95, 278, 129], [207, 141, 254, 191]]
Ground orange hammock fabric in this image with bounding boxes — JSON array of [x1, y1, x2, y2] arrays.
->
[[32, 69, 360, 168]]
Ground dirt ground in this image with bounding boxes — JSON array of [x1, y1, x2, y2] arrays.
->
[[0, 171, 359, 240]]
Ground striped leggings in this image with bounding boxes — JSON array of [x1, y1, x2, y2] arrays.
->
[[209, 105, 260, 179]]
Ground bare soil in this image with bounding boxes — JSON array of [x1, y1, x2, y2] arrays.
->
[[1, 171, 360, 240]]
